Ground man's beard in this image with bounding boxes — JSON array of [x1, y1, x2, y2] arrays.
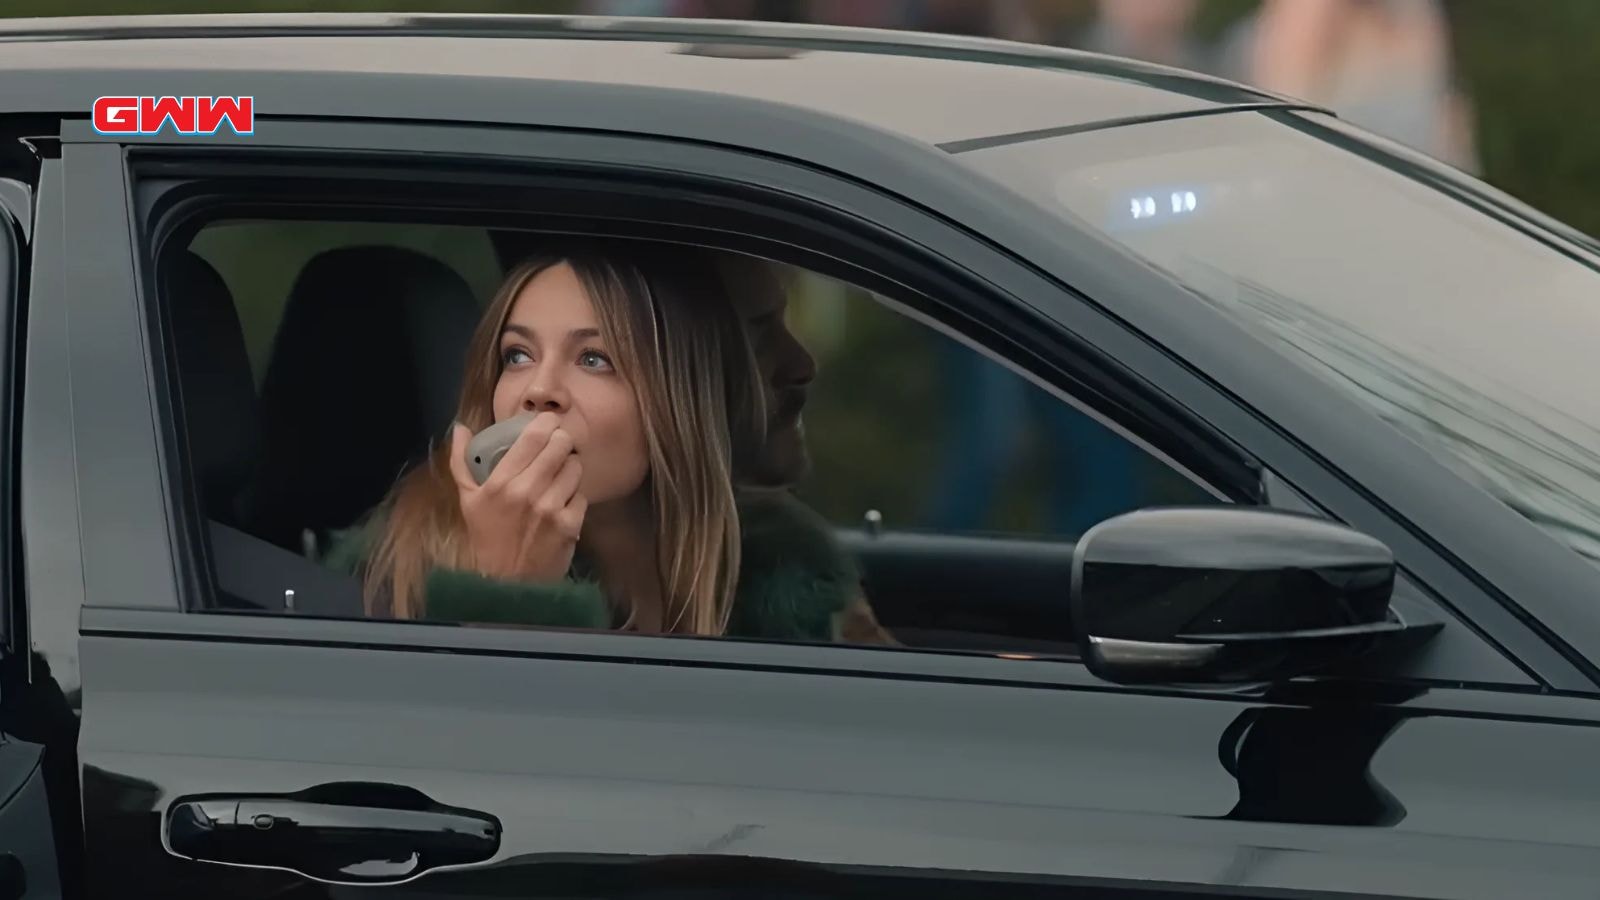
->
[[745, 423, 810, 489]]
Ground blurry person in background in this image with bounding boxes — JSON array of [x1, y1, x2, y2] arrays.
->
[[1234, 0, 1478, 171], [913, 0, 1043, 40], [582, 0, 807, 21], [804, 0, 917, 29], [922, 337, 1148, 539], [807, 0, 1042, 41], [579, 0, 684, 15], [1073, 0, 1211, 72]]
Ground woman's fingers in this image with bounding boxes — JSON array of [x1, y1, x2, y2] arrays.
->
[[504, 427, 575, 502], [482, 412, 561, 491], [448, 423, 478, 494], [541, 454, 584, 511], [554, 493, 588, 540]]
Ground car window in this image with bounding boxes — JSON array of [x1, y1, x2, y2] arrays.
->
[[157, 213, 1222, 658], [188, 220, 502, 384], [784, 267, 1214, 538], [959, 109, 1600, 569]]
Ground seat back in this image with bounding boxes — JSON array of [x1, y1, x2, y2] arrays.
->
[[165, 250, 259, 527], [245, 245, 481, 552]]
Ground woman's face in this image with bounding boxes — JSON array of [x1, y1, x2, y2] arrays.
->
[[491, 262, 649, 506]]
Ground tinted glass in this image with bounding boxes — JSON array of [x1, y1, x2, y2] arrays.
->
[[961, 110, 1600, 565], [786, 269, 1212, 540]]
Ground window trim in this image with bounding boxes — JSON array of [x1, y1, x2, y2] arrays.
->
[[106, 122, 1573, 692], [74, 603, 1546, 704], [139, 177, 1243, 649], [0, 179, 22, 658]]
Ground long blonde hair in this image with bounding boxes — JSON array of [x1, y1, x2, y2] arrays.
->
[[360, 242, 766, 634]]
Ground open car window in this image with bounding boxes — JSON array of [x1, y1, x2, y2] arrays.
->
[[159, 207, 1224, 661], [789, 269, 1214, 540]]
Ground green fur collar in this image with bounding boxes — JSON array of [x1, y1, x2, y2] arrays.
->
[[725, 489, 859, 641], [324, 489, 859, 641]]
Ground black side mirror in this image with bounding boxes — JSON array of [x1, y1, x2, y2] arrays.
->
[[1072, 507, 1406, 684]]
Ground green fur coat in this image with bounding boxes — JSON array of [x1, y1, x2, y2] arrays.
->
[[321, 489, 864, 641]]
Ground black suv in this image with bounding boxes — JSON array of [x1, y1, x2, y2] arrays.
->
[[4, 13, 1600, 900]]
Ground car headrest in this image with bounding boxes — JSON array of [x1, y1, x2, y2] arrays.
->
[[164, 250, 258, 526], [247, 245, 480, 551]]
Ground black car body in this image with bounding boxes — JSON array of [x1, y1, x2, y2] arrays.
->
[[2, 13, 1600, 900]]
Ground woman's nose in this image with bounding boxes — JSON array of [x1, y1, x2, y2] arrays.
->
[[520, 371, 569, 413]]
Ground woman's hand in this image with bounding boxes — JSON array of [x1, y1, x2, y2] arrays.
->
[[449, 412, 587, 583]]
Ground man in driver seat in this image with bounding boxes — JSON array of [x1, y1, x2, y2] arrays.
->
[[716, 252, 898, 646]]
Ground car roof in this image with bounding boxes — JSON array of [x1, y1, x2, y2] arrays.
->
[[0, 13, 1296, 147]]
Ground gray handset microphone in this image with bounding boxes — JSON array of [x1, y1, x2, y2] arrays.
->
[[465, 412, 539, 485]]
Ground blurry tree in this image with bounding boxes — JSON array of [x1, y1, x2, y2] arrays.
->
[[1448, 0, 1600, 237], [1187, 0, 1600, 238], [1028, 0, 1600, 239]]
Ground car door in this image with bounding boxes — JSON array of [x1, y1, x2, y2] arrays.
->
[[41, 119, 1600, 900]]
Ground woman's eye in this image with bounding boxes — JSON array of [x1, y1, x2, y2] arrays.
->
[[578, 349, 614, 371], [502, 347, 532, 366]]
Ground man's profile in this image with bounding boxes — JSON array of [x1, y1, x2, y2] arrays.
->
[[717, 252, 898, 645]]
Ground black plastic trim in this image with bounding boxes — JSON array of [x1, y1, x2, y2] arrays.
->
[[0, 182, 21, 661], [938, 103, 1327, 154], [79, 606, 1577, 713], [60, 143, 181, 613]]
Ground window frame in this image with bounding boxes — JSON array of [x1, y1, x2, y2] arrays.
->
[[0, 177, 23, 659], [142, 172, 1246, 628], [62, 117, 1569, 694]]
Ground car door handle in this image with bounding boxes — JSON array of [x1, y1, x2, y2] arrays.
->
[[165, 782, 501, 885]]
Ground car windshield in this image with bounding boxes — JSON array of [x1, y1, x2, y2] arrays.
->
[[960, 109, 1600, 566]]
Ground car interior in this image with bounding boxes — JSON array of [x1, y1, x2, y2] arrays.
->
[[158, 216, 1135, 658]]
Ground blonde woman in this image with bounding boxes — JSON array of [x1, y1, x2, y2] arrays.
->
[[324, 242, 868, 642]]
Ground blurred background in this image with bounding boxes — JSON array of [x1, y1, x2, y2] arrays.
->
[[18, 1, 1599, 540]]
